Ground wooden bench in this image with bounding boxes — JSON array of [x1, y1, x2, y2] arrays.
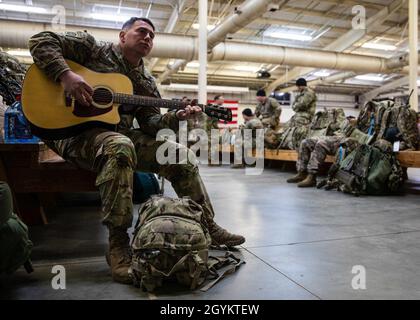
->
[[0, 141, 235, 225], [247, 148, 420, 168], [0, 141, 96, 225]]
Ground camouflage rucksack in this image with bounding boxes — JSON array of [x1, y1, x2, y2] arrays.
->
[[0, 182, 33, 274], [130, 196, 244, 292], [307, 108, 346, 138], [357, 100, 393, 136], [340, 118, 375, 145], [264, 127, 282, 149], [318, 140, 404, 196], [377, 103, 419, 150], [0, 51, 26, 105], [277, 125, 309, 150]]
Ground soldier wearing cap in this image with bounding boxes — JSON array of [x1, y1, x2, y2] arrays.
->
[[287, 78, 317, 127], [255, 89, 282, 130]]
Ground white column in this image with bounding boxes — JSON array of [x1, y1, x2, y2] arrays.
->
[[198, 0, 208, 105], [409, 0, 418, 111]]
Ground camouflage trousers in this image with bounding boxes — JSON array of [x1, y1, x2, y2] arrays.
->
[[296, 136, 344, 174], [43, 127, 216, 229], [261, 117, 280, 131]]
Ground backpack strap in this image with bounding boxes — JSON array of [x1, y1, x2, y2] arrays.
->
[[200, 251, 245, 292], [144, 252, 192, 280], [188, 251, 209, 290], [367, 113, 375, 136]]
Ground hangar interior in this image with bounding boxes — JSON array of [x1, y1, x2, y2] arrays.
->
[[0, 0, 420, 300]]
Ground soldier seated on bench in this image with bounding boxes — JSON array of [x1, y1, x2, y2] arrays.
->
[[29, 17, 245, 284], [287, 120, 360, 188]]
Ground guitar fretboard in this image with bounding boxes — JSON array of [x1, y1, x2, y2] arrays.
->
[[113, 93, 199, 110]]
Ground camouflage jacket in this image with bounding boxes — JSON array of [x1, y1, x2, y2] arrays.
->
[[255, 97, 282, 124], [0, 51, 27, 105], [28, 31, 179, 135], [292, 87, 317, 122], [243, 117, 263, 130]]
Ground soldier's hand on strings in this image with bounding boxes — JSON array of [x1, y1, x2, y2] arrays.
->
[[176, 105, 202, 120], [59, 70, 93, 107]]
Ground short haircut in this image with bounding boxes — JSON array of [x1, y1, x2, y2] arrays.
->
[[122, 17, 155, 31], [214, 95, 223, 101], [242, 108, 253, 117]]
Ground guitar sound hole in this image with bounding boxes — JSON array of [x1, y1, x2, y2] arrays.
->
[[93, 88, 113, 105]]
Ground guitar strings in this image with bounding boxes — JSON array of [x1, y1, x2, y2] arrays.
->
[[87, 93, 226, 115], [89, 93, 192, 109]]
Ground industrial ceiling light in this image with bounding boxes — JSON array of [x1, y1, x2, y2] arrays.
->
[[355, 74, 385, 82], [186, 61, 200, 68], [165, 83, 249, 93], [0, 3, 48, 13], [92, 3, 143, 15], [90, 3, 142, 22], [90, 13, 133, 22], [192, 23, 216, 31], [233, 65, 260, 72], [313, 70, 331, 77], [265, 32, 312, 41], [361, 42, 397, 51], [264, 25, 313, 42]]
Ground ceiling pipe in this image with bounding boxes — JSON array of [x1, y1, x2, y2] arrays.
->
[[208, 42, 405, 73], [207, 0, 273, 50], [266, 0, 406, 92], [408, 0, 418, 111], [362, 76, 409, 102], [156, 0, 275, 83], [279, 71, 358, 93], [148, 0, 186, 72], [157, 59, 188, 83], [0, 20, 413, 76]]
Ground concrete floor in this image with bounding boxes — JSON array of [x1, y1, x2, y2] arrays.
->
[[1, 165, 420, 300]]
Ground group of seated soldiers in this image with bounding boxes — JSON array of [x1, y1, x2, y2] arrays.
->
[[219, 78, 420, 189]]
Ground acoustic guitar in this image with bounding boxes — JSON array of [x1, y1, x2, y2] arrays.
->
[[21, 60, 232, 140]]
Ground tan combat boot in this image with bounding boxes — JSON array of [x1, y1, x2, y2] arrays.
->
[[106, 227, 132, 284], [297, 174, 317, 188], [207, 220, 245, 247], [286, 171, 307, 183]]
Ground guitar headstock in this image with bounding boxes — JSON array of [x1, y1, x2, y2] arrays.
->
[[204, 104, 232, 122]]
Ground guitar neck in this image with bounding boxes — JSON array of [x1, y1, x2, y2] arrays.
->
[[113, 93, 202, 110]]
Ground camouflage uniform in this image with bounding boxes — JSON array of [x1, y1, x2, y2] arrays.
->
[[186, 113, 206, 146], [274, 88, 316, 150], [287, 87, 316, 127], [0, 50, 27, 105], [28, 31, 219, 230], [296, 134, 359, 175], [242, 117, 264, 146], [255, 97, 282, 130], [205, 106, 220, 164], [233, 117, 263, 165]]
